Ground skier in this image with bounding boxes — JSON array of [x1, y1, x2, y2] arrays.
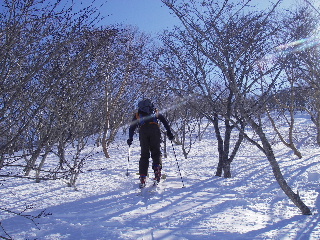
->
[[127, 99, 174, 188]]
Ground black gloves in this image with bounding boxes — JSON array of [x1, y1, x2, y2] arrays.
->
[[167, 131, 174, 141], [127, 138, 133, 146]]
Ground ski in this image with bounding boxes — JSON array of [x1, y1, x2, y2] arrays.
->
[[136, 178, 165, 196], [137, 183, 153, 196]]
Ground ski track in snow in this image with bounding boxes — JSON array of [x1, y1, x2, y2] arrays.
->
[[1, 114, 320, 239]]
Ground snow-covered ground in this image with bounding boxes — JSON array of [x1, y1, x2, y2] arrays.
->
[[1, 114, 320, 240]]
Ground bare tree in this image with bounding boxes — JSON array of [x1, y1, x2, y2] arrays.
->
[[262, 3, 320, 155], [0, 0, 102, 173], [159, 0, 248, 178], [162, 0, 312, 214], [86, 27, 157, 158], [162, 99, 205, 159], [0, 0, 180, 236], [285, 5, 320, 146], [265, 75, 303, 159]]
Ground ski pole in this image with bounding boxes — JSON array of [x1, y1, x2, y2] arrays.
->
[[126, 146, 130, 176], [171, 140, 185, 188]]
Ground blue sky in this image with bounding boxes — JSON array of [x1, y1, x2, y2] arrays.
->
[[71, 0, 320, 35], [73, 0, 180, 35], [104, 0, 179, 34]]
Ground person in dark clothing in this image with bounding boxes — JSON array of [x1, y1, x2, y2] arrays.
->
[[127, 99, 174, 188]]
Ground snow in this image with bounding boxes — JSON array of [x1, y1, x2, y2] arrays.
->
[[2, 114, 320, 240]]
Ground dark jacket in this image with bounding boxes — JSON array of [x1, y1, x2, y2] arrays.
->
[[128, 111, 173, 140]]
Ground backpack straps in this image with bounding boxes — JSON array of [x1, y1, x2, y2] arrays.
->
[[136, 112, 159, 126]]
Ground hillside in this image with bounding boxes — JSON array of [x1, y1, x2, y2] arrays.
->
[[1, 114, 320, 240]]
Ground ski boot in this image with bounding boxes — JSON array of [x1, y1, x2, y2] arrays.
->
[[139, 175, 147, 189], [153, 165, 162, 183]]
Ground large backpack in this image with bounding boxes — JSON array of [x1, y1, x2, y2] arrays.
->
[[138, 99, 154, 114], [136, 99, 158, 126]]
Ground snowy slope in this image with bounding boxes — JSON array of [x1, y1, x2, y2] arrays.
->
[[1, 114, 320, 240]]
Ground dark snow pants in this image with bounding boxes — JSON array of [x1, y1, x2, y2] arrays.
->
[[138, 124, 162, 176]]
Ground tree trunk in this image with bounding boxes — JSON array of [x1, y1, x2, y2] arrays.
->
[[0, 154, 4, 170], [223, 162, 231, 178], [35, 149, 50, 183], [251, 120, 312, 215], [24, 147, 42, 176], [58, 140, 66, 169], [266, 109, 302, 159], [215, 155, 223, 177], [308, 111, 320, 146], [213, 114, 234, 178], [213, 114, 224, 177], [315, 114, 320, 146], [102, 132, 110, 159]]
